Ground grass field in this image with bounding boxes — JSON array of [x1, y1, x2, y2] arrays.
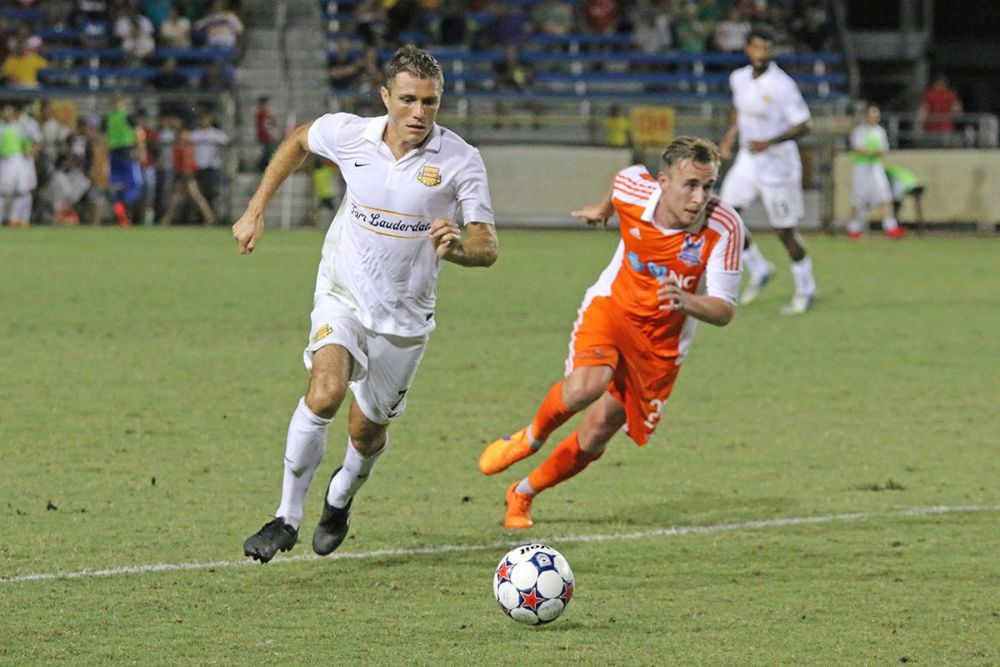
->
[[1, 226, 998, 665]]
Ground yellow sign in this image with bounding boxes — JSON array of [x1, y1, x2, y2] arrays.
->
[[630, 106, 675, 148]]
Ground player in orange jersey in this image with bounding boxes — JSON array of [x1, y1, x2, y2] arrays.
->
[[479, 136, 745, 529]]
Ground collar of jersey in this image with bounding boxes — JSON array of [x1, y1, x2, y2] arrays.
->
[[642, 187, 707, 236], [364, 115, 443, 154]]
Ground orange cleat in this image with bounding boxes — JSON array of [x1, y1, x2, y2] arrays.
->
[[847, 231, 863, 241], [479, 427, 535, 475], [885, 226, 907, 239], [504, 481, 534, 529]]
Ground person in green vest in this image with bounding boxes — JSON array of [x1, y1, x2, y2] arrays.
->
[[604, 103, 631, 149], [0, 101, 33, 227], [884, 164, 925, 230], [848, 103, 905, 240], [104, 92, 145, 227]]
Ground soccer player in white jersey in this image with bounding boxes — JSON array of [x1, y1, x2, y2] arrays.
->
[[233, 45, 498, 563], [847, 103, 905, 241], [719, 25, 817, 314]]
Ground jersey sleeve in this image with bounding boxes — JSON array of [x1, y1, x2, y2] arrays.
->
[[849, 126, 864, 151], [307, 113, 352, 164], [782, 77, 812, 127], [455, 149, 495, 225], [705, 210, 745, 305]]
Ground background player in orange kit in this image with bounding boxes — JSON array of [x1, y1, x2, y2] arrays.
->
[[479, 136, 744, 529]]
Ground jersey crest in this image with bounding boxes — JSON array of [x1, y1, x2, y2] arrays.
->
[[678, 235, 705, 267], [417, 165, 442, 186]]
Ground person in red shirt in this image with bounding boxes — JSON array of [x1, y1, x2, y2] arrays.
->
[[917, 75, 962, 135], [159, 128, 216, 225]]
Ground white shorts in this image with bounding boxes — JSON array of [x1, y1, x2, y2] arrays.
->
[[304, 296, 428, 424], [852, 164, 891, 210], [0, 155, 33, 196], [720, 156, 803, 229]]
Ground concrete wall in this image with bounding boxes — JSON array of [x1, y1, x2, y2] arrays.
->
[[833, 149, 1000, 224], [480, 145, 823, 230]]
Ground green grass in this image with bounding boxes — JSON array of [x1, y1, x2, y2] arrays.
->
[[1, 227, 998, 665]]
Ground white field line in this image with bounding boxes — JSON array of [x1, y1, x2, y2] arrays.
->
[[3, 503, 998, 585]]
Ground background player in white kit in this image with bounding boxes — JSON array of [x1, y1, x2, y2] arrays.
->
[[719, 25, 817, 315], [847, 103, 905, 241], [233, 45, 498, 563]]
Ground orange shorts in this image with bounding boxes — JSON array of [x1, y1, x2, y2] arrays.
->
[[566, 296, 680, 445]]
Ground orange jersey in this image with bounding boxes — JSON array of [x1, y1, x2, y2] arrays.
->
[[600, 164, 743, 356]]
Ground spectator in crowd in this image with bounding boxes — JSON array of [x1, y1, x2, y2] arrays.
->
[[255, 95, 278, 172], [134, 107, 158, 225], [153, 112, 179, 220], [189, 111, 229, 223], [6, 23, 43, 56], [580, 0, 620, 34], [140, 0, 173, 31], [159, 126, 216, 225], [199, 61, 228, 92], [159, 4, 193, 49], [74, 0, 112, 51], [792, 4, 832, 52], [353, 0, 387, 47], [629, 0, 672, 56], [49, 152, 91, 225], [675, 1, 711, 54], [81, 114, 110, 225], [1, 36, 48, 88], [327, 37, 362, 90], [429, 0, 473, 48], [477, 2, 530, 50], [533, 0, 575, 38], [386, 0, 422, 45], [492, 42, 538, 129], [714, 5, 751, 53], [194, 0, 244, 52], [916, 75, 962, 136], [149, 57, 194, 121], [114, 3, 156, 64], [38, 100, 71, 180]]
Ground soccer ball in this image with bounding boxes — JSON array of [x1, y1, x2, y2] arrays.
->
[[493, 543, 574, 625]]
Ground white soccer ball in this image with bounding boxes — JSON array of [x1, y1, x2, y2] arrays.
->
[[493, 543, 574, 626]]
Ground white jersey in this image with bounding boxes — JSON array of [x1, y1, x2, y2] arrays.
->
[[307, 113, 494, 337], [729, 61, 811, 186]]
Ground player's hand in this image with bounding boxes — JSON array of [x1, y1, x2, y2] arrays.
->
[[430, 217, 461, 258], [570, 204, 609, 226], [657, 278, 688, 313], [232, 211, 264, 254], [748, 140, 771, 153]]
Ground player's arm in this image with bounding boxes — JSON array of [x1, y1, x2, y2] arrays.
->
[[749, 120, 811, 153], [232, 121, 313, 254], [431, 220, 498, 267], [570, 184, 615, 225], [658, 280, 735, 326], [718, 107, 739, 159]]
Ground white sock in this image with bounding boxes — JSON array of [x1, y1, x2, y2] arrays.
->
[[882, 216, 899, 231], [326, 436, 387, 509], [515, 478, 537, 496], [525, 425, 543, 451], [275, 398, 331, 529], [10, 193, 32, 223], [847, 219, 864, 234], [743, 241, 770, 280], [791, 256, 816, 297]]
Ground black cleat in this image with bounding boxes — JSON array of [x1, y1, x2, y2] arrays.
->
[[243, 517, 298, 563], [313, 468, 353, 556]]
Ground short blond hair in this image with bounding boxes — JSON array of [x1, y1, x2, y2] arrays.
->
[[660, 136, 721, 171]]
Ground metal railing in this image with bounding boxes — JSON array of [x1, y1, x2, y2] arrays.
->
[[883, 112, 999, 149]]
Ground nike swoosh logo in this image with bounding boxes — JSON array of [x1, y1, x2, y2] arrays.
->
[[354, 161, 370, 167]]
